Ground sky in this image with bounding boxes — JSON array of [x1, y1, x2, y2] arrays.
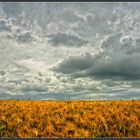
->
[[0, 2, 140, 100]]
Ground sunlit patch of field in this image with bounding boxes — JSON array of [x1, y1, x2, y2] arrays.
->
[[0, 100, 140, 138]]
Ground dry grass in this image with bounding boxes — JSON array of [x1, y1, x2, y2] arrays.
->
[[0, 100, 140, 138]]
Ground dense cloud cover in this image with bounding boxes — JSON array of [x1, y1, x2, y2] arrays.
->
[[0, 2, 140, 100]]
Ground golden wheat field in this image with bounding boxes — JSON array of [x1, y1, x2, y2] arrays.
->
[[0, 100, 140, 138]]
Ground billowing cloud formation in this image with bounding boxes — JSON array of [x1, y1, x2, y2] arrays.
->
[[53, 54, 140, 80], [53, 53, 94, 74], [0, 2, 140, 100], [54, 32, 140, 80]]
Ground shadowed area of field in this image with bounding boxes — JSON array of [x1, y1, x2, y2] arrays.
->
[[0, 100, 140, 138]]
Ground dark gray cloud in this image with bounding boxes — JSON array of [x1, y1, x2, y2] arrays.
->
[[53, 51, 140, 81], [53, 53, 94, 73], [49, 32, 88, 47], [86, 55, 140, 80], [0, 70, 6, 76]]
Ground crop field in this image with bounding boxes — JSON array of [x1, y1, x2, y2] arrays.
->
[[0, 100, 140, 138]]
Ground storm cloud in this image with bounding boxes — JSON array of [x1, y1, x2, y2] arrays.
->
[[53, 53, 140, 80], [53, 31, 140, 81]]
